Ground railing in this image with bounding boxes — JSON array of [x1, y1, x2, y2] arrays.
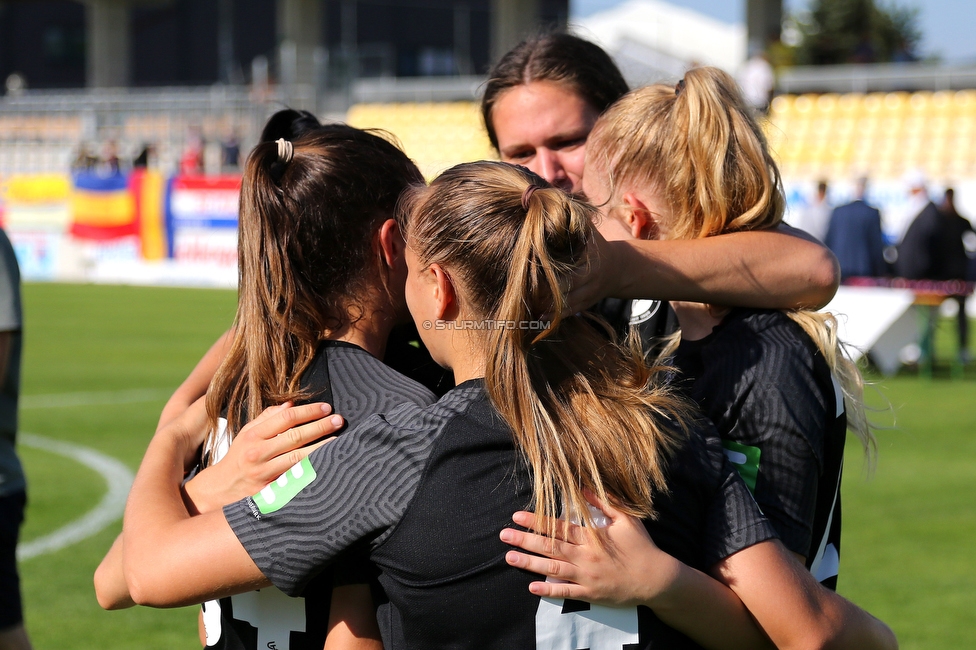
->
[[778, 62, 976, 95]]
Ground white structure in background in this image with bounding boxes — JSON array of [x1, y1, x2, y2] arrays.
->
[[570, 0, 747, 87]]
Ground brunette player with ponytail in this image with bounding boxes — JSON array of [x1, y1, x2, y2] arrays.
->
[[96, 124, 436, 650]]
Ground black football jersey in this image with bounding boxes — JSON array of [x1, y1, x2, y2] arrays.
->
[[672, 308, 847, 589], [204, 341, 435, 650], [227, 380, 775, 649]]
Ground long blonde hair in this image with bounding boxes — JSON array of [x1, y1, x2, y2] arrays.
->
[[588, 67, 875, 462], [399, 161, 692, 537]]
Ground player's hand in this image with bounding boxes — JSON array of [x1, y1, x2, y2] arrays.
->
[[564, 229, 627, 315], [183, 402, 344, 514], [499, 497, 681, 609], [155, 396, 210, 472]]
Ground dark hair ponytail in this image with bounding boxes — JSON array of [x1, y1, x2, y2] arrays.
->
[[206, 126, 423, 449]]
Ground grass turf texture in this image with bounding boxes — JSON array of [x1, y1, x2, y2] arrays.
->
[[19, 283, 236, 649], [13, 282, 976, 648]]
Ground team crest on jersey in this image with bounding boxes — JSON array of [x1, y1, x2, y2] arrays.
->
[[629, 299, 661, 325], [721, 440, 761, 493], [252, 457, 317, 515]]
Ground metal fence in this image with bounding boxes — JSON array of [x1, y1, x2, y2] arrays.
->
[[0, 84, 319, 176]]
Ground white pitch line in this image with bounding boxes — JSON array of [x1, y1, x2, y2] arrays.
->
[[16, 433, 134, 561], [20, 388, 173, 410]]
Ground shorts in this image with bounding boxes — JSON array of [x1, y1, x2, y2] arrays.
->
[[0, 490, 26, 630]]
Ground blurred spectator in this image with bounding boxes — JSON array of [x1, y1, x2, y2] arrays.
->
[[895, 171, 940, 279], [824, 177, 886, 280], [738, 49, 774, 114], [180, 129, 204, 175], [71, 143, 98, 171], [795, 180, 832, 242], [99, 140, 121, 175], [132, 143, 156, 169], [221, 129, 241, 170], [936, 189, 973, 360], [898, 179, 975, 364]]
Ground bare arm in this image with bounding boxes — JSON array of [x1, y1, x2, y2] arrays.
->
[[157, 328, 235, 431], [122, 403, 341, 607], [570, 225, 840, 313], [503, 506, 896, 650], [714, 540, 898, 650], [94, 399, 210, 609], [501, 506, 773, 650], [93, 535, 135, 610]]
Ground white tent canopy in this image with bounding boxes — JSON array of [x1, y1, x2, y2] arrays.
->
[[570, 0, 747, 86]]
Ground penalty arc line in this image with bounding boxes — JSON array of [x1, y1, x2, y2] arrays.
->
[[16, 433, 134, 561]]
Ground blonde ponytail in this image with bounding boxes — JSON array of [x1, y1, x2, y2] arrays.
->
[[588, 66, 877, 462], [400, 162, 691, 539]]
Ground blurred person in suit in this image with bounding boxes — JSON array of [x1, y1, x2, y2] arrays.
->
[[895, 171, 941, 280], [824, 178, 887, 280]]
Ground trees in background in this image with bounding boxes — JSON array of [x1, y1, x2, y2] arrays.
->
[[790, 0, 922, 65]]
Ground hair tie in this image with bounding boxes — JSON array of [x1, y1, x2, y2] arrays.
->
[[521, 184, 540, 210], [276, 138, 294, 164], [675, 79, 686, 96]]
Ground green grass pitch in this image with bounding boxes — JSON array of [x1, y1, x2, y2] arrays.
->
[[14, 282, 976, 648]]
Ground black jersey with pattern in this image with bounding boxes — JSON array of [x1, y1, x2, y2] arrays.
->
[[226, 380, 775, 649], [204, 341, 436, 650], [671, 308, 847, 589]]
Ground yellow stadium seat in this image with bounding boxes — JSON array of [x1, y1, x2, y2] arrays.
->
[[862, 93, 885, 114], [836, 93, 864, 117], [816, 93, 840, 115], [793, 94, 816, 116], [908, 91, 933, 114], [883, 91, 910, 113], [953, 89, 976, 114], [931, 91, 954, 115]]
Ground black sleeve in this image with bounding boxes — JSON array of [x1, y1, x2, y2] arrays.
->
[[224, 403, 435, 596], [696, 425, 779, 567], [649, 420, 777, 570], [694, 318, 829, 559]]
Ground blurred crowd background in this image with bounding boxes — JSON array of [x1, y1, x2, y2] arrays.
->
[[0, 0, 973, 310]]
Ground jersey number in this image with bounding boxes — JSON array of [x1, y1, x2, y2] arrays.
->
[[203, 590, 306, 650], [535, 593, 639, 650]]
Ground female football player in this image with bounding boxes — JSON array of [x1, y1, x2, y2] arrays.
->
[[118, 161, 894, 650]]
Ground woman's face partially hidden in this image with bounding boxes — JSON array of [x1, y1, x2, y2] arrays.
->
[[492, 81, 599, 194]]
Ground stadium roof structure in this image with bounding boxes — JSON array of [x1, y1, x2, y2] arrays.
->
[[570, 0, 746, 86]]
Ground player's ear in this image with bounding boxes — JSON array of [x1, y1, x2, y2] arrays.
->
[[621, 193, 658, 240], [429, 263, 458, 322], [377, 219, 403, 266]]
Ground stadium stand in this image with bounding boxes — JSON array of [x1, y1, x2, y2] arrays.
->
[[0, 87, 305, 176], [766, 89, 976, 181], [346, 101, 495, 178]]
